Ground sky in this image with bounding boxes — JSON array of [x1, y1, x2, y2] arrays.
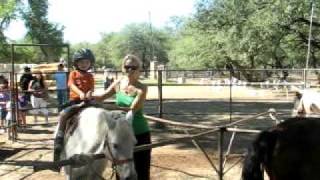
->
[[4, 0, 196, 44]]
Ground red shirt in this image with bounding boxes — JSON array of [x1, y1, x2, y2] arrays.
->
[[68, 70, 94, 100]]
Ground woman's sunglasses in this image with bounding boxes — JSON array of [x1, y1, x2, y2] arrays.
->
[[124, 65, 138, 71]]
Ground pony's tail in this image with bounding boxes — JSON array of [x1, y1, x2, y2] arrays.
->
[[241, 131, 277, 180]]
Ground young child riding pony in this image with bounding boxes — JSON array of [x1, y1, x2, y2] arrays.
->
[[53, 48, 95, 162]]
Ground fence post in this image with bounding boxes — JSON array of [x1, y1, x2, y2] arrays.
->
[[229, 70, 233, 123], [155, 70, 165, 128], [158, 70, 163, 118], [303, 68, 307, 88], [10, 44, 17, 141], [218, 127, 225, 180]]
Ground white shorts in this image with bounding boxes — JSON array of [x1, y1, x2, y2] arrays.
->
[[31, 95, 49, 116]]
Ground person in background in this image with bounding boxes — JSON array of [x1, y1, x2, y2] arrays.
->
[[28, 70, 49, 123], [53, 48, 95, 162], [5, 90, 22, 139], [6, 100, 17, 139], [95, 54, 151, 180], [54, 64, 68, 111], [19, 66, 33, 103], [0, 76, 10, 129], [18, 94, 28, 127], [104, 69, 115, 90]]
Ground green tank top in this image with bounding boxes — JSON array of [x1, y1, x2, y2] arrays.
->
[[115, 92, 149, 135]]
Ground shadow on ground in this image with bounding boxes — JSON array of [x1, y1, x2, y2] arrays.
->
[[145, 99, 293, 155]]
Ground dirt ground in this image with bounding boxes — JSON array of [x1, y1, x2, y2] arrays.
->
[[0, 86, 293, 180]]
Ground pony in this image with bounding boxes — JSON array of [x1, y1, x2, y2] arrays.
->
[[292, 89, 320, 117], [242, 117, 320, 180], [57, 106, 137, 180]]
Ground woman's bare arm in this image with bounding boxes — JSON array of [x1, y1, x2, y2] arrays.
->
[[130, 83, 147, 112], [94, 79, 119, 102]]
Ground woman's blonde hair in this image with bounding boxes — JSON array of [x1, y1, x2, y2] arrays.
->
[[121, 54, 142, 72]]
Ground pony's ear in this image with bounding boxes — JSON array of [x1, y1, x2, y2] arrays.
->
[[107, 111, 128, 129], [125, 110, 133, 125]]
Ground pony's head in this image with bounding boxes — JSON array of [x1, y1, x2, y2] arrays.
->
[[104, 110, 137, 180], [292, 90, 304, 117]]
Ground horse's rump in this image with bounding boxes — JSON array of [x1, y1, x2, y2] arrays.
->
[[292, 90, 320, 117], [242, 118, 320, 180]]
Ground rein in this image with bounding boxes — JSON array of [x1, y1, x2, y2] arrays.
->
[[105, 132, 133, 165]]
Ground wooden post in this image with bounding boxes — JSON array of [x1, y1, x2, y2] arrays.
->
[[303, 69, 307, 88], [229, 70, 232, 123], [155, 70, 165, 128], [10, 44, 17, 141], [218, 127, 225, 180], [158, 70, 163, 118]]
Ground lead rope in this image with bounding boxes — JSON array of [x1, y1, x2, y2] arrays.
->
[[105, 132, 118, 179], [109, 163, 117, 179]]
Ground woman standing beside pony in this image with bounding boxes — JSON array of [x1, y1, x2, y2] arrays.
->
[[96, 54, 151, 180]]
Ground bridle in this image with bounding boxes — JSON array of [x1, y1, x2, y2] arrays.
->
[[70, 133, 133, 180], [103, 131, 134, 180]]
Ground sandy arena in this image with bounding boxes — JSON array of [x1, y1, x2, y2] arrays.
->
[[0, 86, 293, 179]]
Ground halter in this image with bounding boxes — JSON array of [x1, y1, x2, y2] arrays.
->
[[84, 131, 133, 180], [104, 131, 134, 179]]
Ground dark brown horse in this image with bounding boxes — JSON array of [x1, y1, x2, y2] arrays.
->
[[242, 117, 320, 180]]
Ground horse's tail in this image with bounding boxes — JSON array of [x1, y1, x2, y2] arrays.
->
[[242, 130, 277, 180]]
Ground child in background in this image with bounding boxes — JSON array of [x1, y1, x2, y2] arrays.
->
[[6, 95, 27, 132], [6, 101, 17, 139], [18, 95, 28, 127], [104, 69, 114, 90], [0, 76, 10, 129]]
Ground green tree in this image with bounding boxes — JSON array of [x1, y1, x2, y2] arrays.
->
[[97, 23, 171, 70], [0, 0, 18, 62], [21, 0, 64, 61], [178, 0, 320, 81]]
